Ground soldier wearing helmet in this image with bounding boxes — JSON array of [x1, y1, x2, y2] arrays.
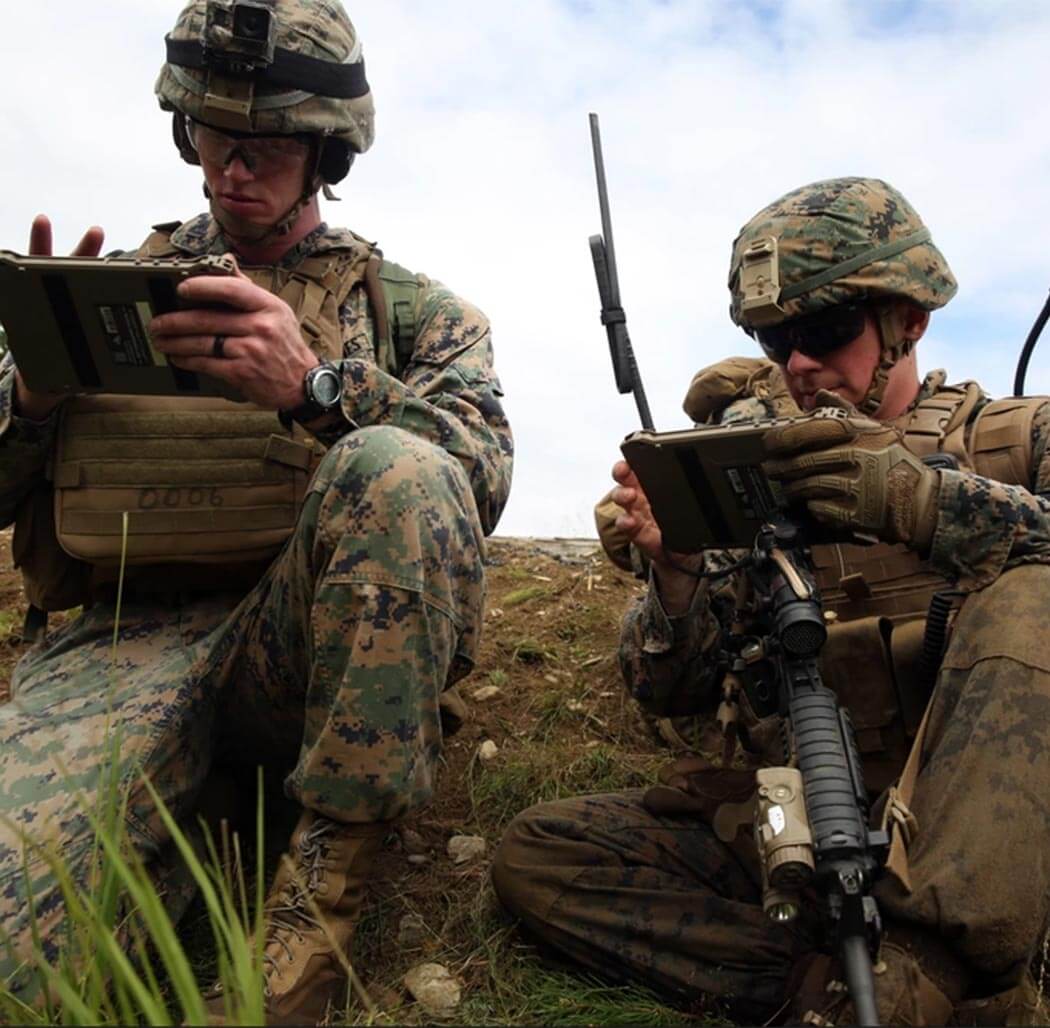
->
[[0, 1, 513, 1021], [494, 177, 1050, 1024]]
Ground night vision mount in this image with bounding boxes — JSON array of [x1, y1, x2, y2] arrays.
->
[[203, 0, 277, 75]]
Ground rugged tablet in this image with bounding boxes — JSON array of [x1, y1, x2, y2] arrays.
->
[[0, 251, 240, 399], [620, 410, 850, 551]]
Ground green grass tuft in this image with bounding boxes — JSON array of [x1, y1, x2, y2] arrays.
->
[[467, 744, 661, 836], [501, 586, 549, 608], [0, 762, 269, 1026]]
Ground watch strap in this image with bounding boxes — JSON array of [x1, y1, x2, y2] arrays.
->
[[279, 360, 343, 429]]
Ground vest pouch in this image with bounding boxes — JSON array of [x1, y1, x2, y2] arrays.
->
[[12, 481, 92, 612], [819, 616, 912, 796], [51, 396, 321, 567]]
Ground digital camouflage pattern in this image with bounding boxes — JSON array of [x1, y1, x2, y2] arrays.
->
[[161, 214, 514, 531], [0, 214, 512, 1002], [728, 177, 958, 327], [155, 0, 375, 151], [494, 372, 1050, 1018]]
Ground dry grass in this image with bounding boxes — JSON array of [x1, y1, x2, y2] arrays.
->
[[0, 533, 705, 1024]]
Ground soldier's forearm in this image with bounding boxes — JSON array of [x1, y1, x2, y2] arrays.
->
[[335, 356, 513, 536], [928, 468, 1050, 590], [618, 576, 723, 717]]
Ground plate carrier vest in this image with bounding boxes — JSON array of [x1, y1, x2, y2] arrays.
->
[[14, 222, 424, 612]]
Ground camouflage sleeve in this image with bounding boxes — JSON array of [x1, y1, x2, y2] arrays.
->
[[617, 552, 744, 718], [327, 280, 512, 536], [617, 391, 776, 715], [929, 400, 1050, 590], [0, 354, 58, 528]]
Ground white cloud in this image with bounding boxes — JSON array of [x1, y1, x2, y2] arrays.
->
[[2, 1, 1049, 537]]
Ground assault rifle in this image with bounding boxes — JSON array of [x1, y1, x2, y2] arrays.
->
[[587, 113, 888, 1025], [727, 519, 889, 1026]]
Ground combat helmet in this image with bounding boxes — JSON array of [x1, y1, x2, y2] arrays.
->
[[727, 177, 958, 414], [155, 0, 374, 239]]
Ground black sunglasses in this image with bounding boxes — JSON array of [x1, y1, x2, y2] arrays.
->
[[749, 303, 870, 364]]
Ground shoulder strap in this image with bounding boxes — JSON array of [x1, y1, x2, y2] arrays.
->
[[139, 223, 182, 259], [900, 381, 982, 468], [969, 396, 1046, 487], [276, 251, 365, 344], [364, 254, 423, 374]]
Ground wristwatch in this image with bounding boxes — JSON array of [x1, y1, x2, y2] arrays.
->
[[280, 360, 343, 427]]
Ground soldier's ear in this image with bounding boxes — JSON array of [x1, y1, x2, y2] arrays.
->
[[900, 303, 930, 343]]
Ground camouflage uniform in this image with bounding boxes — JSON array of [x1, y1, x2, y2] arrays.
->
[[0, 215, 513, 1000], [493, 179, 1050, 1021]]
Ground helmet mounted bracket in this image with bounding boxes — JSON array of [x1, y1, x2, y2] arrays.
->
[[201, 74, 256, 132], [739, 236, 786, 328]]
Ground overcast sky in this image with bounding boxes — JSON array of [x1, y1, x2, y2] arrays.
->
[[2, 1, 1050, 537]]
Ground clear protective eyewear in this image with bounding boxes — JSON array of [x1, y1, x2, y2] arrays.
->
[[186, 118, 311, 177]]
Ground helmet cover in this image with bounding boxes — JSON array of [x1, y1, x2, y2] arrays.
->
[[156, 0, 374, 154], [728, 177, 956, 329]]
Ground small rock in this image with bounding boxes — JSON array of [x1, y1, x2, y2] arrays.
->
[[400, 827, 428, 855], [543, 674, 559, 684], [447, 834, 487, 864], [566, 699, 584, 713], [403, 962, 461, 1013], [407, 854, 430, 866], [398, 912, 427, 948], [477, 740, 499, 764], [472, 685, 502, 702]]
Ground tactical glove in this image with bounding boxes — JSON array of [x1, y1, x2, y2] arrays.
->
[[763, 406, 941, 552]]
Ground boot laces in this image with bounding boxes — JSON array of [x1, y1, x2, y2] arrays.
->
[[261, 818, 338, 992]]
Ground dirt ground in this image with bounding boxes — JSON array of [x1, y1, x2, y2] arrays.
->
[[0, 531, 700, 1024], [346, 535, 681, 1023]]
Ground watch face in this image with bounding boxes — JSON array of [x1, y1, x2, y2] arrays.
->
[[311, 365, 342, 407]]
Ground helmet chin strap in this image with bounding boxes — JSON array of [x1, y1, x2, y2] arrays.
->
[[858, 304, 914, 417], [207, 183, 317, 248]]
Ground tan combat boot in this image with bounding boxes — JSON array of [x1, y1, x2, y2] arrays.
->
[[206, 811, 386, 1026]]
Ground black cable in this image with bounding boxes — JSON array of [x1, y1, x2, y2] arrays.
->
[[1014, 289, 1050, 397]]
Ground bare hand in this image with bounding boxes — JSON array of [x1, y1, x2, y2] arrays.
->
[[29, 214, 105, 261], [13, 215, 105, 421], [149, 258, 319, 410], [610, 459, 703, 613], [610, 460, 666, 562]]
